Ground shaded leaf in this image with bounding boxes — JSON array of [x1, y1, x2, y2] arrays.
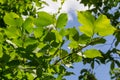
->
[[0, 44, 3, 58]]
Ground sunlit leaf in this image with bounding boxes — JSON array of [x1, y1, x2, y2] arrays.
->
[[77, 11, 116, 37], [4, 12, 23, 26], [23, 17, 34, 33], [69, 40, 78, 48], [94, 15, 116, 36], [34, 27, 43, 38], [84, 49, 102, 58], [52, 30, 62, 42], [34, 11, 55, 27], [56, 13, 68, 28], [5, 26, 21, 38], [78, 11, 95, 37]]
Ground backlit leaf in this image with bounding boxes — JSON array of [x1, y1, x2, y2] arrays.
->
[[23, 17, 34, 33], [78, 11, 95, 37], [77, 11, 116, 37], [34, 11, 55, 27], [94, 15, 116, 36], [84, 49, 102, 58], [4, 12, 23, 26], [52, 30, 62, 43], [56, 13, 68, 28]]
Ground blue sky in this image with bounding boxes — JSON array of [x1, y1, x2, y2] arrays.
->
[[39, 0, 119, 80]]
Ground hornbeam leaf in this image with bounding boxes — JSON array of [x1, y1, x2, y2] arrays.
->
[[84, 49, 102, 58], [94, 15, 116, 36]]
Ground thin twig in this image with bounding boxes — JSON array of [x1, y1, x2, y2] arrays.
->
[[54, 37, 104, 65]]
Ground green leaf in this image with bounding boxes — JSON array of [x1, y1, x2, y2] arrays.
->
[[34, 27, 43, 38], [69, 41, 78, 48], [49, 48, 58, 55], [110, 61, 115, 70], [0, 0, 6, 4], [56, 13, 68, 28], [90, 37, 106, 45], [34, 11, 55, 27], [84, 49, 102, 58], [78, 34, 91, 44], [23, 17, 34, 33], [4, 12, 23, 26], [5, 26, 21, 38], [77, 11, 95, 37], [52, 30, 62, 43], [60, 49, 68, 59], [72, 53, 82, 62], [77, 11, 116, 37], [36, 67, 42, 77], [66, 27, 79, 40], [94, 15, 116, 36], [0, 44, 3, 58]]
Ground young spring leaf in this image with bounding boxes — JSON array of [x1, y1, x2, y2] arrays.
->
[[94, 15, 116, 36], [77, 11, 116, 37], [23, 17, 34, 33], [56, 13, 68, 28], [77, 11, 95, 37], [4, 12, 23, 26], [34, 11, 55, 27], [5, 26, 21, 38], [84, 49, 102, 58]]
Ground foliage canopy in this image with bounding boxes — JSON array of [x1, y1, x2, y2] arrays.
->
[[0, 0, 120, 80]]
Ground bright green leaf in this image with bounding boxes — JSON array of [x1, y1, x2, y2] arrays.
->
[[0, 0, 6, 4], [84, 49, 102, 58], [78, 11, 95, 37], [23, 17, 34, 33], [77, 11, 116, 37], [4, 12, 23, 26], [56, 13, 68, 28], [94, 15, 116, 36], [49, 48, 58, 55], [69, 41, 78, 48], [34, 27, 43, 38], [5, 26, 21, 38], [34, 11, 55, 27], [52, 30, 62, 43]]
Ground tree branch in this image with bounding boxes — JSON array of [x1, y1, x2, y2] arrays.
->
[[54, 37, 104, 65]]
